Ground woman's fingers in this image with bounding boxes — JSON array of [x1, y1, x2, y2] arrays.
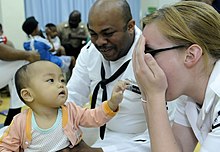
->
[[132, 35, 168, 99]]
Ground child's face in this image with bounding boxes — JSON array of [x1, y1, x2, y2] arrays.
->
[[46, 27, 58, 38], [28, 62, 67, 108]]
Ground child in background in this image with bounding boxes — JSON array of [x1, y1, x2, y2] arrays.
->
[[22, 16, 75, 73], [45, 23, 66, 56], [0, 60, 129, 151]]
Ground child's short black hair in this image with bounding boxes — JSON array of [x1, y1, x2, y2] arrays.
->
[[45, 23, 56, 29], [22, 16, 38, 35], [14, 63, 32, 103]]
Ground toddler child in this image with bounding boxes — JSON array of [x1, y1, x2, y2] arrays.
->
[[45, 23, 66, 56], [0, 60, 129, 151]]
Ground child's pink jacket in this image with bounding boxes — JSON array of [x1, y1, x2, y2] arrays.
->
[[0, 101, 117, 151]]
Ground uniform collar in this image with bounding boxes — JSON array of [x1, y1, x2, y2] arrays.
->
[[198, 60, 220, 126]]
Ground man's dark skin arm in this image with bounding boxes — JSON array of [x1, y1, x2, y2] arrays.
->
[[59, 140, 103, 152], [0, 44, 40, 62]]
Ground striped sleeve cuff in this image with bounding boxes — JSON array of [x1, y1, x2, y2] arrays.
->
[[102, 101, 119, 117]]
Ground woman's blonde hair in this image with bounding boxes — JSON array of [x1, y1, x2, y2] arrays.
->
[[183, 0, 214, 5], [143, 1, 220, 61]]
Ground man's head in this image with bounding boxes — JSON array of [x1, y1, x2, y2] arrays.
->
[[68, 10, 81, 28], [45, 23, 58, 39], [15, 61, 67, 108], [88, 0, 135, 61], [22, 16, 39, 35]]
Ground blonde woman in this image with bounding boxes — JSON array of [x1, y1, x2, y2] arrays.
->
[[133, 1, 220, 151]]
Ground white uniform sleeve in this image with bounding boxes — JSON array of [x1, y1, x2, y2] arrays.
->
[[53, 37, 61, 51], [66, 45, 91, 106], [201, 131, 220, 152], [8, 77, 25, 108], [174, 96, 191, 127], [201, 97, 220, 152], [0, 60, 27, 88]]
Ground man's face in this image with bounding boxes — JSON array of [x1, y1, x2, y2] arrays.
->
[[88, 10, 134, 61], [68, 14, 80, 28]]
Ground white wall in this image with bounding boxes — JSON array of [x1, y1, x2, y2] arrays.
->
[[141, 0, 158, 17], [158, 0, 181, 8], [141, 0, 180, 17], [0, 0, 27, 49], [140, 0, 180, 29]]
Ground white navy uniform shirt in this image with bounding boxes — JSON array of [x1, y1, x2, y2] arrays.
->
[[174, 60, 220, 152], [0, 60, 26, 108]]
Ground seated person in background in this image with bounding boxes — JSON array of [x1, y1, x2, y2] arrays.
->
[[0, 38, 40, 126], [45, 23, 66, 56], [0, 23, 26, 126], [0, 60, 129, 151], [57, 10, 90, 59], [0, 23, 14, 48], [0, 43, 39, 95], [0, 24, 20, 125], [22, 16, 75, 73]]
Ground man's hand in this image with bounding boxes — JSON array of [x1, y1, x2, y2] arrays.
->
[[59, 140, 103, 152], [25, 50, 40, 62], [0, 44, 40, 62]]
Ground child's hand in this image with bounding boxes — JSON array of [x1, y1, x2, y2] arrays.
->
[[45, 27, 52, 37], [108, 80, 130, 112]]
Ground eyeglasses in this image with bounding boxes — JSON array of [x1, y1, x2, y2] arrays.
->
[[145, 44, 187, 57]]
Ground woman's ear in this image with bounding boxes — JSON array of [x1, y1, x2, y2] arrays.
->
[[184, 44, 203, 68], [20, 88, 34, 103]]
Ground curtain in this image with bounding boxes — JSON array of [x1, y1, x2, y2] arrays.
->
[[127, 0, 141, 28], [24, 0, 141, 30]]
